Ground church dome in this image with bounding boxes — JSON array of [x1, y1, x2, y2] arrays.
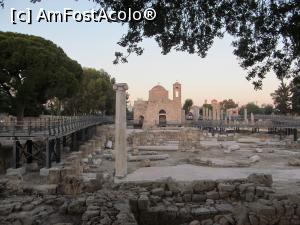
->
[[149, 84, 169, 101], [150, 85, 167, 92]]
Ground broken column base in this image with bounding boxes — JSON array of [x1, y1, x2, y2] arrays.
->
[[40, 167, 50, 176], [6, 167, 26, 176]]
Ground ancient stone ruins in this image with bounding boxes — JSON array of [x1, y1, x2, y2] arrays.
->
[[1, 82, 300, 225]]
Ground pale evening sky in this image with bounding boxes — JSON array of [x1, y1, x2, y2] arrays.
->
[[0, 0, 280, 107]]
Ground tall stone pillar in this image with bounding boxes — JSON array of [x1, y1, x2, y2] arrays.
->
[[113, 83, 128, 178], [244, 108, 248, 124], [251, 113, 254, 125], [212, 108, 216, 121], [216, 107, 221, 120], [208, 109, 212, 120]]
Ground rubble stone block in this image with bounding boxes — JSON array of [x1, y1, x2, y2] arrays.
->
[[239, 183, 255, 193], [60, 175, 83, 195], [247, 173, 273, 187], [218, 183, 235, 192], [39, 168, 50, 176], [138, 195, 149, 211], [183, 194, 192, 202], [201, 219, 213, 225], [47, 167, 62, 184], [206, 190, 220, 200], [151, 188, 164, 197], [189, 220, 200, 225], [129, 197, 139, 213], [192, 194, 206, 202], [219, 191, 231, 199], [193, 180, 216, 193], [82, 210, 99, 221], [6, 167, 26, 176]]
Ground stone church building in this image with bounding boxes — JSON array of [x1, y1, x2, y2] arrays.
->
[[133, 82, 184, 127]]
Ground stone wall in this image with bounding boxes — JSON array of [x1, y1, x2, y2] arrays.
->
[[130, 128, 201, 150], [125, 174, 300, 225], [47, 138, 105, 195]]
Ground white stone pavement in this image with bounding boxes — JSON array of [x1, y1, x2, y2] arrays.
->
[[117, 164, 300, 183]]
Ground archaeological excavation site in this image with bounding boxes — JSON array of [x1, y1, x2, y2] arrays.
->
[[0, 82, 300, 225], [2, 0, 300, 224]]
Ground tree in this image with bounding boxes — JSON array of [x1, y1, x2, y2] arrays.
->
[[220, 99, 238, 110], [0, 32, 82, 120], [271, 80, 292, 114], [183, 99, 193, 114], [239, 102, 262, 115], [89, 0, 298, 89], [63, 68, 115, 115], [291, 76, 300, 114], [261, 104, 274, 115], [4, 1, 299, 89]]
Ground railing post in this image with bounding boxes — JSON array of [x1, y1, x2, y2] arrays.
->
[[28, 120, 31, 136], [27, 140, 33, 163], [46, 138, 53, 168], [56, 138, 61, 163], [57, 118, 60, 135], [294, 128, 298, 142], [12, 139, 19, 169], [48, 118, 51, 135]]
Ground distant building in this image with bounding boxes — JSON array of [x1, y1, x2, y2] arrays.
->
[[133, 82, 183, 127]]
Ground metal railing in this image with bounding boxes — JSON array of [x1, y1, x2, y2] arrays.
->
[[0, 115, 114, 138]]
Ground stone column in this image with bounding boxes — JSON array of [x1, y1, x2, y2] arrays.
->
[[113, 83, 128, 178], [216, 107, 221, 120], [251, 113, 254, 124], [212, 107, 216, 121], [208, 109, 212, 120], [244, 108, 248, 124]]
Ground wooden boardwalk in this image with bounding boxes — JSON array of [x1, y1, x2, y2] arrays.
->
[[0, 115, 113, 169], [0, 115, 113, 139]]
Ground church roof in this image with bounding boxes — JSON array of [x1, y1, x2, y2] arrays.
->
[[150, 85, 167, 92]]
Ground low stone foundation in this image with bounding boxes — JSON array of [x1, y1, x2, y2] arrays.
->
[[125, 174, 300, 225], [45, 137, 105, 195], [130, 128, 201, 150]]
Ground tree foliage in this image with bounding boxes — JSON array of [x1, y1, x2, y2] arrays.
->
[[220, 99, 238, 110], [2, 0, 300, 88], [271, 80, 292, 114], [63, 68, 115, 115], [183, 99, 193, 114], [3, 0, 299, 89], [0, 31, 82, 120], [261, 104, 274, 115], [239, 103, 262, 115], [290, 76, 300, 114], [90, 0, 299, 89]]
